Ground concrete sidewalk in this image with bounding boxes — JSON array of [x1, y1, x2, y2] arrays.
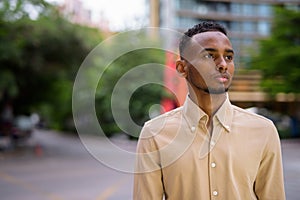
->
[[281, 138, 300, 200]]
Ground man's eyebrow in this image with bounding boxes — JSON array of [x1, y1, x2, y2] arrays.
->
[[200, 48, 234, 54], [226, 49, 235, 54], [201, 48, 217, 53]]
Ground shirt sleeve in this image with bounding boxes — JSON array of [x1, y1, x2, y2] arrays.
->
[[133, 126, 164, 200], [254, 124, 286, 200]]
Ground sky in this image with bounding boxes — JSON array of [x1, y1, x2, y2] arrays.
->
[[47, 0, 148, 31]]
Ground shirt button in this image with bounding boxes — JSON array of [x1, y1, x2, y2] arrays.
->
[[211, 162, 216, 168], [213, 190, 218, 196], [210, 141, 215, 146], [191, 126, 196, 132]]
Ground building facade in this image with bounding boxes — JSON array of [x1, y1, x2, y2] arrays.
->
[[151, 0, 300, 67]]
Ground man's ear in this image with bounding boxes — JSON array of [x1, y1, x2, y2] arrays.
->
[[176, 59, 188, 78]]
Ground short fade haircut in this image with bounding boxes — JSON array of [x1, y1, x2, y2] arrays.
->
[[179, 21, 228, 59]]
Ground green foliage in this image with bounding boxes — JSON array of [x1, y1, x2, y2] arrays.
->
[[0, 0, 103, 130], [0, 0, 55, 21], [96, 46, 166, 137], [250, 7, 300, 96], [0, 0, 168, 136]]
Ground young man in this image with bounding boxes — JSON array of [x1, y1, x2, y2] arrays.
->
[[133, 21, 285, 200]]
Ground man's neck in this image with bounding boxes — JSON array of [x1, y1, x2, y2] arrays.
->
[[189, 89, 227, 118], [189, 90, 227, 133]]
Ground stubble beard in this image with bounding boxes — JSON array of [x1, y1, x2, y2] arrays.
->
[[191, 80, 230, 94], [202, 86, 229, 94]]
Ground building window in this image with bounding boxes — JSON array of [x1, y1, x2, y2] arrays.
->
[[258, 21, 270, 35], [242, 4, 255, 16], [175, 17, 199, 30], [216, 3, 230, 13], [176, 0, 197, 10], [258, 4, 272, 17], [231, 3, 241, 15], [231, 21, 241, 32], [242, 22, 255, 33]]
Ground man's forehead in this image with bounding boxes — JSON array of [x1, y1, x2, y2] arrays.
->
[[189, 31, 232, 49], [192, 31, 228, 40]]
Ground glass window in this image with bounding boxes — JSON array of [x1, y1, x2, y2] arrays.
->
[[216, 3, 229, 13], [178, 0, 198, 10], [242, 22, 255, 33], [231, 3, 241, 15], [231, 22, 241, 32], [257, 4, 272, 17], [258, 21, 270, 35], [242, 4, 255, 16], [175, 17, 198, 30]]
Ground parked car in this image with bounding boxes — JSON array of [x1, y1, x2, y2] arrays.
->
[[0, 115, 34, 149]]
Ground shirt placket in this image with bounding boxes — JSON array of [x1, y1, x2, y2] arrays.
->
[[208, 117, 223, 199]]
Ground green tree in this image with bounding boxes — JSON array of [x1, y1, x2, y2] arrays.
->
[[0, 0, 103, 130], [251, 6, 300, 96], [1, 0, 168, 136], [96, 47, 167, 138], [82, 29, 168, 137]]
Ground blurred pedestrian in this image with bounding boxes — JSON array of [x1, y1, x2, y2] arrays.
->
[[133, 21, 285, 200]]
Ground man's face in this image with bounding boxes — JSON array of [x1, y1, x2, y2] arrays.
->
[[183, 31, 235, 94]]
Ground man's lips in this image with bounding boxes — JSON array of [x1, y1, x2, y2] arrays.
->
[[217, 77, 228, 83], [213, 74, 230, 83]]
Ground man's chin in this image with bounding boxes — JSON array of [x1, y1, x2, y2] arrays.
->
[[205, 87, 229, 94]]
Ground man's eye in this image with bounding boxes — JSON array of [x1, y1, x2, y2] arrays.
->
[[204, 54, 214, 59], [225, 55, 233, 61]]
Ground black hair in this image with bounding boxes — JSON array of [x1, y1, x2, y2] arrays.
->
[[179, 21, 228, 59]]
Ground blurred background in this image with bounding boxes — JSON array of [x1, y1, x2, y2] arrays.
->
[[0, 0, 300, 199]]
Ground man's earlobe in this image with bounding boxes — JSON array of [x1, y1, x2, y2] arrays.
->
[[176, 60, 187, 78]]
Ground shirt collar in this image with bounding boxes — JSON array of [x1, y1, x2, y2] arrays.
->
[[182, 94, 234, 133], [183, 95, 206, 131], [215, 96, 233, 132]]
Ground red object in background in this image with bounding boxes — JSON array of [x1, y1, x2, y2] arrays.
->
[[161, 51, 187, 113]]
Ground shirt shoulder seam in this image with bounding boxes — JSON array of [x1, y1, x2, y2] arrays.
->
[[232, 105, 273, 124]]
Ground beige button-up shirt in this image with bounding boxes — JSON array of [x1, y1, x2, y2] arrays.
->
[[134, 96, 285, 200]]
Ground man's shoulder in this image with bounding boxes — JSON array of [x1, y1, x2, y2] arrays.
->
[[232, 105, 275, 127], [142, 107, 183, 133], [145, 106, 183, 125]]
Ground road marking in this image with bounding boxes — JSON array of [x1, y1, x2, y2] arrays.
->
[[97, 178, 127, 200], [0, 171, 64, 200]]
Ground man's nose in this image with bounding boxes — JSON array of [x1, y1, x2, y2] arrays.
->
[[215, 57, 227, 72]]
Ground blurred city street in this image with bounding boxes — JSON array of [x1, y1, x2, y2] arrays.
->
[[0, 130, 136, 200], [0, 129, 299, 200], [1, 1, 300, 199]]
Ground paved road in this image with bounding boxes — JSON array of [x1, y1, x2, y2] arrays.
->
[[0, 129, 299, 200], [0, 130, 136, 200], [281, 139, 300, 200]]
